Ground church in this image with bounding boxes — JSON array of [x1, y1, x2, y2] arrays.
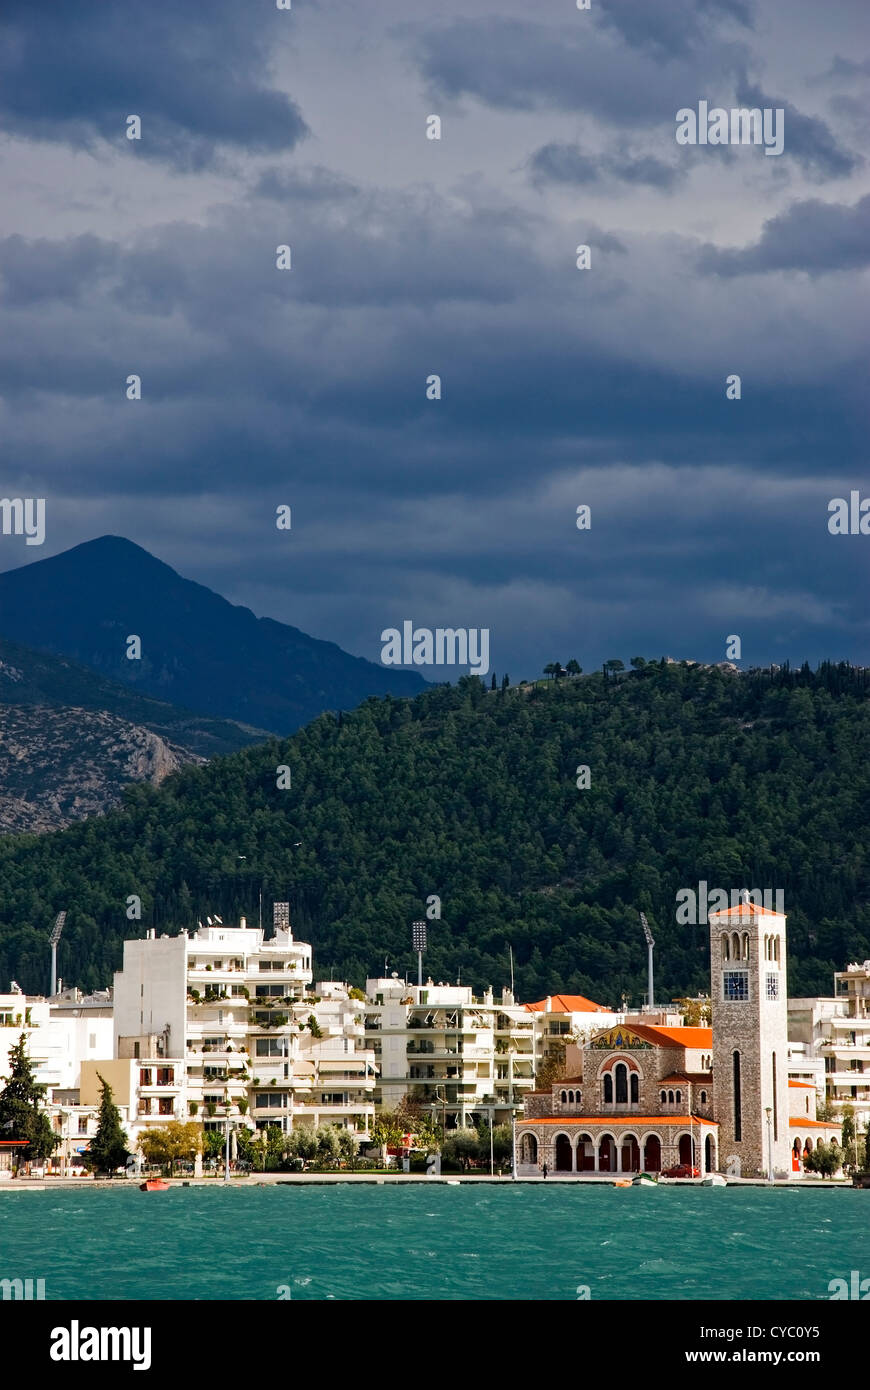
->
[[517, 892, 839, 1178]]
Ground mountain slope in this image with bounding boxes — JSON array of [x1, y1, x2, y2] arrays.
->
[[0, 633, 272, 833], [0, 634, 267, 759], [0, 704, 202, 834], [0, 661, 867, 1001], [0, 536, 426, 733]]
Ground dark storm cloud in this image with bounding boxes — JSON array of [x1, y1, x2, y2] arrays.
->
[[529, 142, 684, 190], [0, 234, 119, 306], [412, 17, 749, 125], [0, 0, 866, 677], [0, 0, 307, 170], [0, 179, 863, 515], [735, 81, 859, 181], [597, 0, 754, 58], [698, 193, 870, 275]]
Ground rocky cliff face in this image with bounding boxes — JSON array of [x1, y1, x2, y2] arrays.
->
[[0, 705, 203, 833]]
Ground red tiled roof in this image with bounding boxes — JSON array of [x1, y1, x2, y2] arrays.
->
[[788, 1081, 816, 1089], [525, 994, 610, 1013], [709, 902, 782, 918], [596, 1023, 712, 1049], [789, 1118, 838, 1129]]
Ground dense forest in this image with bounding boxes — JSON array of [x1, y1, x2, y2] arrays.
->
[[0, 660, 868, 1004]]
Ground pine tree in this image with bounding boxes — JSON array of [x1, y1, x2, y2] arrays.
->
[[0, 1033, 58, 1163], [85, 1074, 129, 1177]]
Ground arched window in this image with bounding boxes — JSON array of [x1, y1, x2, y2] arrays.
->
[[731, 932, 741, 961], [561, 1091, 567, 1104], [630, 1073, 639, 1103], [733, 1050, 742, 1141], [604, 1073, 613, 1104], [668, 1090, 674, 1104], [722, 934, 730, 962], [742, 932, 750, 960], [675, 1090, 682, 1104], [774, 936, 780, 963], [660, 1090, 666, 1104], [615, 1063, 628, 1104], [700, 1090, 707, 1104]]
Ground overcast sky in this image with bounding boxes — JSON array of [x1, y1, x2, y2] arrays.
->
[[0, 0, 867, 680]]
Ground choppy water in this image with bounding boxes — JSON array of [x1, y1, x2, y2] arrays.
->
[[0, 1184, 862, 1300]]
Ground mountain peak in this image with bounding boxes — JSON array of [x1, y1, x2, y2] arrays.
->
[[0, 535, 426, 733]]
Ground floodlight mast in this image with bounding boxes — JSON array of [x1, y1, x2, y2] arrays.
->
[[639, 912, 654, 1010], [49, 911, 67, 997], [412, 921, 427, 988]]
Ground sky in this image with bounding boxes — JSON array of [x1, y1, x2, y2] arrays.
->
[[0, 0, 867, 682]]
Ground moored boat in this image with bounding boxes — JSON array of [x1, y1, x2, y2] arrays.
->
[[632, 1174, 658, 1186], [701, 1173, 727, 1187], [140, 1179, 170, 1192]]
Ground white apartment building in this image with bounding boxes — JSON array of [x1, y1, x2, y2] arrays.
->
[[790, 960, 870, 1128], [365, 976, 538, 1128], [112, 916, 375, 1144], [0, 987, 113, 1095]]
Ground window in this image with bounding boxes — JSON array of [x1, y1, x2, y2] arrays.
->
[[603, 1074, 613, 1103], [723, 970, 749, 1001], [561, 1091, 567, 1104], [675, 1090, 682, 1104], [660, 1090, 666, 1104], [615, 1064, 628, 1104], [255, 984, 285, 998], [733, 1051, 742, 1141], [139, 1069, 152, 1087], [630, 1073, 639, 1103], [722, 935, 730, 962], [700, 1090, 707, 1104], [766, 973, 779, 1001], [256, 1038, 288, 1057], [78, 1116, 89, 1135], [159, 1097, 173, 1116], [255, 1091, 287, 1109]]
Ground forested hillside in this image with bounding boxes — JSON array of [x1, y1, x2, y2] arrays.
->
[[0, 661, 867, 1003]]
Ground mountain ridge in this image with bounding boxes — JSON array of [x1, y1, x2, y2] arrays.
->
[[0, 535, 427, 733]]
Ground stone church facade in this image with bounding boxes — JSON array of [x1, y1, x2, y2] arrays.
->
[[517, 893, 838, 1178]]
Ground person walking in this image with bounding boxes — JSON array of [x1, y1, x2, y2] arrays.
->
[[542, 1162, 548, 1179]]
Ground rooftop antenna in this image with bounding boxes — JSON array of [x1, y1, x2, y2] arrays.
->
[[49, 911, 67, 997], [640, 912, 654, 1010], [509, 944, 515, 996]]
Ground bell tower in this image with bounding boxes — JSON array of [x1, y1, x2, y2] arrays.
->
[[709, 891, 791, 1178]]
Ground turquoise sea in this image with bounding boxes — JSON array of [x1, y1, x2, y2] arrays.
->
[[0, 1184, 863, 1300]]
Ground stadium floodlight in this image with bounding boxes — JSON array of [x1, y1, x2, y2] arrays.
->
[[639, 912, 654, 1010], [49, 911, 67, 996], [412, 921, 427, 987]]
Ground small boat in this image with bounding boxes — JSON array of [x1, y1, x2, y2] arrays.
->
[[613, 1179, 632, 1188], [632, 1174, 657, 1187], [701, 1173, 727, 1187], [139, 1179, 170, 1192]]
